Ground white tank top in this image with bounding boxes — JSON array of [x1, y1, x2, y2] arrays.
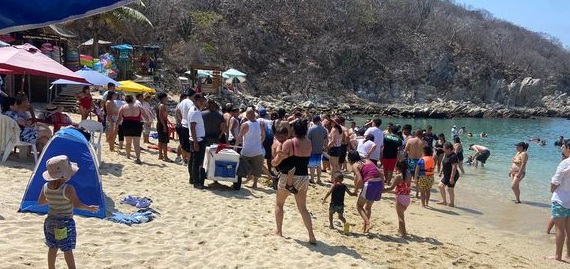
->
[[241, 120, 263, 157], [228, 117, 240, 141]]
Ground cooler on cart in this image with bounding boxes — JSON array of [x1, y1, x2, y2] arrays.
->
[[203, 144, 242, 190]]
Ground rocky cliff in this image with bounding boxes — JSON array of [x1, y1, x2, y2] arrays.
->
[[81, 0, 570, 118]]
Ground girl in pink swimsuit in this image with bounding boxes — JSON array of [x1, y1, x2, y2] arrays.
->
[[384, 161, 411, 236]]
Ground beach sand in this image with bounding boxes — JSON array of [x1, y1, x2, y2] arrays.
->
[[0, 112, 568, 269]]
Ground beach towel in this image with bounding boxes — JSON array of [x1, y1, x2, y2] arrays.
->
[[120, 195, 152, 208], [146, 144, 177, 153], [106, 211, 155, 226]]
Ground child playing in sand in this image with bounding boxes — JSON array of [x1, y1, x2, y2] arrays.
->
[[384, 161, 412, 236], [322, 172, 356, 230], [37, 155, 99, 269]]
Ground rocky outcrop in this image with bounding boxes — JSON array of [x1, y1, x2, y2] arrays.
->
[[206, 86, 570, 119]]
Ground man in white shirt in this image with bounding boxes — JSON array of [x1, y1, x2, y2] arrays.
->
[[188, 94, 206, 189], [178, 89, 196, 170], [364, 118, 384, 166]]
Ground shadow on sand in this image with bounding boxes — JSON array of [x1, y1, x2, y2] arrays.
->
[[2, 157, 35, 170], [293, 239, 363, 259], [369, 233, 444, 246], [428, 206, 460, 215], [522, 201, 550, 209], [206, 182, 257, 200], [104, 193, 117, 217], [99, 162, 124, 177], [454, 206, 483, 215]]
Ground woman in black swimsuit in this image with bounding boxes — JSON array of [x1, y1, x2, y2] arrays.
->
[[271, 119, 316, 245], [453, 136, 465, 175], [434, 133, 446, 173], [117, 95, 149, 164]]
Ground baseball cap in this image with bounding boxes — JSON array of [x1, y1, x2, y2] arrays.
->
[[259, 108, 267, 117]]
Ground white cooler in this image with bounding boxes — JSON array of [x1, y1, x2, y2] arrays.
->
[[203, 145, 241, 188]]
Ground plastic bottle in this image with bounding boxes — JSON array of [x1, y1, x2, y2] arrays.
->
[[343, 222, 350, 235]]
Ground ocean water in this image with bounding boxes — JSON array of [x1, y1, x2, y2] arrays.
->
[[353, 116, 567, 237]]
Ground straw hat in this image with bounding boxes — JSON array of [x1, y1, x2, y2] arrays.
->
[[42, 155, 79, 181]]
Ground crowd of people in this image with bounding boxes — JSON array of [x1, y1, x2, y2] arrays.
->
[[148, 88, 510, 244], [5, 82, 570, 263]]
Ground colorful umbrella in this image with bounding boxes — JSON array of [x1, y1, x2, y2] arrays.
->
[[117, 80, 155, 93], [52, 67, 119, 86], [0, 44, 88, 83], [0, 0, 135, 34]]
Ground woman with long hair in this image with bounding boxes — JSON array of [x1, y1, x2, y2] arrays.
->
[[347, 150, 384, 233], [384, 161, 412, 236], [453, 136, 465, 175]]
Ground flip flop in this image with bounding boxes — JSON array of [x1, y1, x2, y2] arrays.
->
[[120, 195, 138, 206], [136, 197, 152, 208]]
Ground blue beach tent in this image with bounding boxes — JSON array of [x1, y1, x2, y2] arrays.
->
[[19, 128, 105, 218], [0, 1, 135, 34]]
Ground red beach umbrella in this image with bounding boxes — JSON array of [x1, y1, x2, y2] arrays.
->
[[0, 43, 88, 83]]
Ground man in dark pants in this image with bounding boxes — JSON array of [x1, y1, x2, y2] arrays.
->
[[188, 94, 207, 189]]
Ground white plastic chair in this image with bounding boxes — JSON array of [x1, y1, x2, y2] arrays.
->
[[0, 115, 38, 164], [78, 119, 104, 165]]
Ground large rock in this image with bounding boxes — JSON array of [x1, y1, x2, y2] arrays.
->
[[512, 77, 543, 107]]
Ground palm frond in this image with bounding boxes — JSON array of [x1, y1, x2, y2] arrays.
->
[[108, 6, 153, 28]]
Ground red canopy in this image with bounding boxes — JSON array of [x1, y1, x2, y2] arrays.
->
[[0, 44, 88, 83], [0, 67, 17, 74]]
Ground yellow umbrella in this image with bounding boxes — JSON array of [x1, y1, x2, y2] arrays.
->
[[117, 80, 156, 93]]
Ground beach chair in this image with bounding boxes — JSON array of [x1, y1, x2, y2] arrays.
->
[[78, 119, 104, 165], [0, 115, 38, 164]]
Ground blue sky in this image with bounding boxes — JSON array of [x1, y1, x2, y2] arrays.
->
[[454, 0, 570, 48]]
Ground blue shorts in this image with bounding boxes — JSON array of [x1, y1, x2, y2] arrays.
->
[[329, 204, 344, 215], [407, 158, 419, 174], [552, 201, 570, 218], [44, 216, 76, 252], [308, 153, 322, 168]]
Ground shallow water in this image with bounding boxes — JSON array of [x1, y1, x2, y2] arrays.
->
[[353, 116, 567, 237]]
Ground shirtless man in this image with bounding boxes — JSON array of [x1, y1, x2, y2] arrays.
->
[[404, 129, 428, 197], [468, 144, 491, 168]]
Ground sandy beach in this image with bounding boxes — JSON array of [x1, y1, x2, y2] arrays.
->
[[0, 111, 568, 269]]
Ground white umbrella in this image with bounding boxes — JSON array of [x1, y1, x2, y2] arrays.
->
[[225, 77, 246, 84], [80, 38, 112, 46], [222, 68, 246, 78]]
